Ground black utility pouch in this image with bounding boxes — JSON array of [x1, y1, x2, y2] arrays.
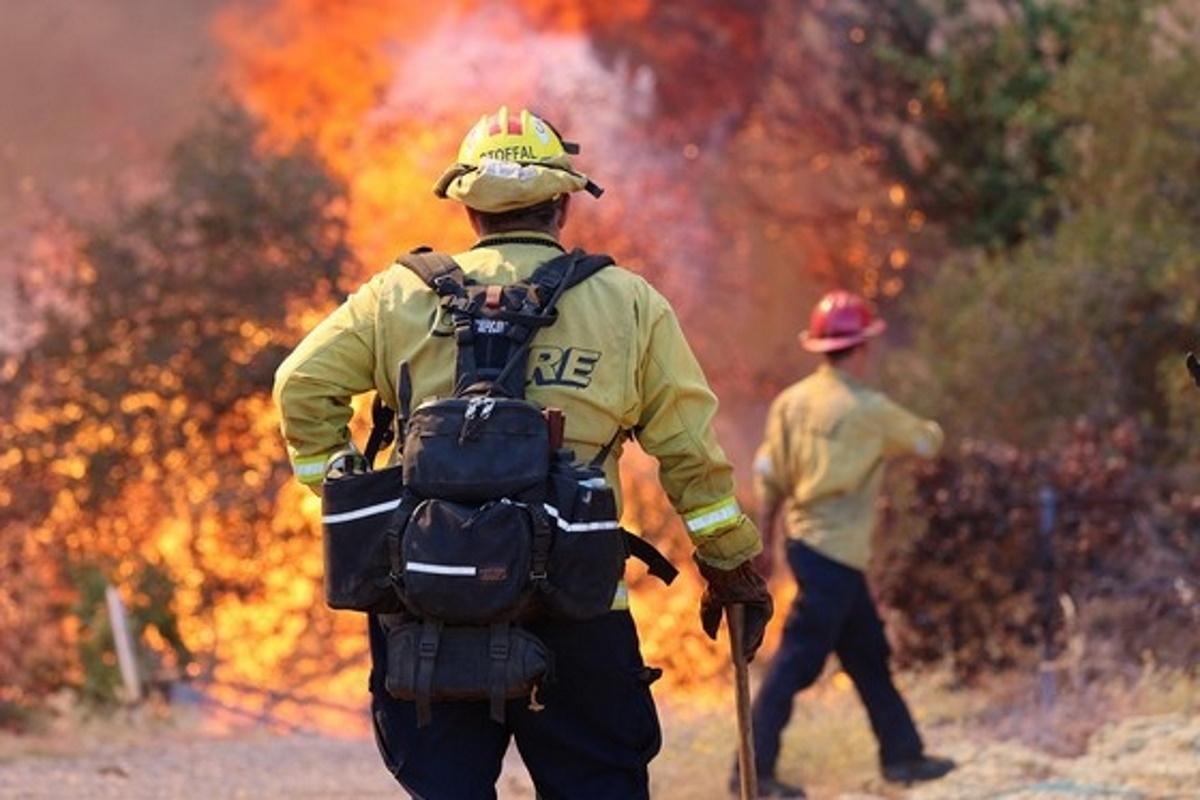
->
[[384, 622, 551, 724], [402, 499, 536, 625], [321, 465, 407, 613], [540, 469, 628, 620], [403, 397, 550, 504]]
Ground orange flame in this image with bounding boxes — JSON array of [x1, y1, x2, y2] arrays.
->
[[193, 0, 757, 728]]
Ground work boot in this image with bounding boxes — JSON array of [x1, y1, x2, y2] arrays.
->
[[882, 754, 956, 784], [727, 771, 807, 798]]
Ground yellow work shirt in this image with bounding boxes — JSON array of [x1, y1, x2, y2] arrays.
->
[[274, 231, 760, 569], [753, 364, 943, 571]]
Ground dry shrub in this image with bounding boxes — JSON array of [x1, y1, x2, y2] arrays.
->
[[878, 418, 1200, 680], [0, 102, 352, 711], [0, 523, 73, 721]]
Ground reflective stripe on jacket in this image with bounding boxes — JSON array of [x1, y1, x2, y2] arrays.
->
[[274, 231, 760, 569], [753, 364, 942, 571]]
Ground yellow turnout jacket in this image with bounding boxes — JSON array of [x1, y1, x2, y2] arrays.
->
[[754, 364, 942, 571], [274, 232, 761, 570]]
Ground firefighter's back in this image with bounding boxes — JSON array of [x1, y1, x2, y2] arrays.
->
[[762, 363, 941, 570], [366, 236, 669, 486]]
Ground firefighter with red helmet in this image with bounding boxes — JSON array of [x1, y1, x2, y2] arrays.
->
[[735, 291, 955, 798]]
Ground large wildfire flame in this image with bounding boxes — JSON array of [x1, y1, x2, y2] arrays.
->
[[1, 0, 905, 733], [196, 0, 757, 732]]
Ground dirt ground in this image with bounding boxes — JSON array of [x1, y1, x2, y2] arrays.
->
[[1, 672, 1196, 799]]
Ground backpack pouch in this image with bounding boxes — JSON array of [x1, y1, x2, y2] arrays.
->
[[402, 499, 535, 625], [540, 471, 628, 620], [384, 622, 551, 711], [321, 465, 407, 613], [403, 397, 550, 504]]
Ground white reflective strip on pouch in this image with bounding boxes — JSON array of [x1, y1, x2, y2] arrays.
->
[[321, 498, 403, 525], [542, 504, 620, 533], [406, 562, 478, 577], [685, 500, 741, 534]]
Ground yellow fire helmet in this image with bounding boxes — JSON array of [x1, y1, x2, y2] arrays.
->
[[434, 106, 604, 213]]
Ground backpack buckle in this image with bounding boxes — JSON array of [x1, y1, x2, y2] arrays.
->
[[489, 637, 510, 660], [431, 275, 461, 297], [485, 284, 503, 309], [418, 637, 439, 659]]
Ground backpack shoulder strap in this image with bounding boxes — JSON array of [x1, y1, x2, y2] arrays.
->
[[398, 249, 466, 296], [484, 249, 606, 396], [565, 252, 615, 289], [528, 248, 614, 297], [625, 531, 679, 586]]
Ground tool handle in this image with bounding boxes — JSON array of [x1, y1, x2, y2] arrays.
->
[[544, 407, 565, 451], [729, 604, 758, 800]]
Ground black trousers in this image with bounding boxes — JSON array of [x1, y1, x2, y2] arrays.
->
[[751, 541, 924, 776], [369, 610, 661, 800]]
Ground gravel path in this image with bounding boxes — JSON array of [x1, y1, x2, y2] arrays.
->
[[1, 706, 1195, 799], [0, 734, 536, 799]]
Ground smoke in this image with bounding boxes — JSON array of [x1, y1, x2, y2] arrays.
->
[[371, 3, 714, 307], [0, 0, 223, 215], [376, 6, 656, 124], [0, 0, 224, 350]]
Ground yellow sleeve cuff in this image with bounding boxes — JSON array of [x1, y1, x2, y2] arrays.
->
[[685, 498, 763, 570], [684, 497, 743, 537], [291, 452, 331, 486]]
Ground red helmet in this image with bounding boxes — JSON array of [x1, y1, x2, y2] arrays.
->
[[799, 290, 887, 353]]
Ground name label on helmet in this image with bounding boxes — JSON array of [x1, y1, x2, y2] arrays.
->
[[479, 145, 539, 162]]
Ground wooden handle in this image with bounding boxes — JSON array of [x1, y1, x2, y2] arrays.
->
[[729, 604, 758, 800]]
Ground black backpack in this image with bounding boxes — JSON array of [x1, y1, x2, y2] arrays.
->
[[319, 247, 677, 725]]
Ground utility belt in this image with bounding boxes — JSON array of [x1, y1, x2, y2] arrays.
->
[[318, 247, 677, 726]]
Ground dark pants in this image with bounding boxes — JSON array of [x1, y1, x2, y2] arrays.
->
[[751, 541, 923, 776], [369, 610, 661, 800]]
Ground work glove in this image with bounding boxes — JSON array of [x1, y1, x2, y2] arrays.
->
[[695, 555, 774, 662]]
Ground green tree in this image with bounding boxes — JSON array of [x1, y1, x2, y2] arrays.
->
[[899, 0, 1200, 449], [868, 0, 1080, 247], [872, 0, 1200, 679]]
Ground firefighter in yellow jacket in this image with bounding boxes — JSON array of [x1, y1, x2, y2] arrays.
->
[[738, 291, 954, 798], [274, 107, 772, 799]]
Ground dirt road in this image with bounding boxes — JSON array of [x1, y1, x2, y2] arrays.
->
[[2, 680, 1196, 799]]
